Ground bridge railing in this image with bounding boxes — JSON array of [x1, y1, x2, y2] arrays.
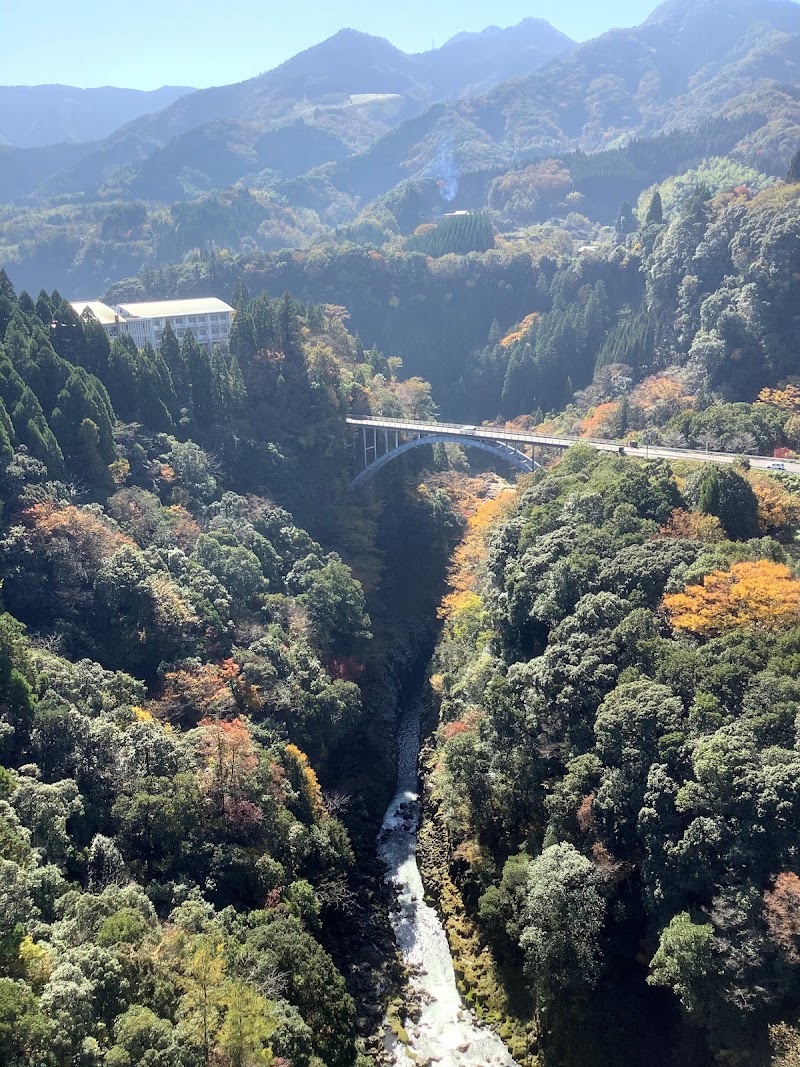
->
[[344, 416, 800, 474], [345, 416, 616, 451]]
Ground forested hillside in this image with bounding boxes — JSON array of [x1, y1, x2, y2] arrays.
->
[[92, 166, 800, 444], [3, 1, 800, 1062], [2, 0, 798, 299], [424, 446, 800, 1066], [0, 269, 467, 1066], [0, 19, 573, 204], [317, 0, 800, 207]]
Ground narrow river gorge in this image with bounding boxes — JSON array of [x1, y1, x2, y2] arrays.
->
[[377, 704, 519, 1067]]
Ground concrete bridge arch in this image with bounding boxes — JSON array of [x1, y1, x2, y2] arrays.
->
[[349, 429, 539, 489]]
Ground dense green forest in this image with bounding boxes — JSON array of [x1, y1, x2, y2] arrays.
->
[[425, 448, 800, 1067], [93, 168, 800, 443], [0, 272, 468, 1066], [2, 1, 800, 1063]]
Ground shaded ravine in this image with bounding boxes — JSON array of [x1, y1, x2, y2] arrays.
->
[[378, 704, 519, 1067]]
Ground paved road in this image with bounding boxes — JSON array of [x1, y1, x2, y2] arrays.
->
[[346, 416, 800, 475]]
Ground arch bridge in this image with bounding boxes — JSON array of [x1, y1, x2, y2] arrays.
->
[[349, 419, 539, 488], [346, 416, 800, 488]]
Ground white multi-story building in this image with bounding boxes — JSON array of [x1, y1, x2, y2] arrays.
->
[[70, 297, 235, 350]]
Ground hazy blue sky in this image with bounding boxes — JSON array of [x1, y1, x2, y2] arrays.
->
[[6, 0, 663, 89]]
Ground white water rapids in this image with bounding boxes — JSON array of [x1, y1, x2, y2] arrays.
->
[[377, 706, 519, 1067]]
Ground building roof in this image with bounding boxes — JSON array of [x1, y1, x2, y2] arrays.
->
[[70, 300, 119, 325], [115, 297, 233, 318]]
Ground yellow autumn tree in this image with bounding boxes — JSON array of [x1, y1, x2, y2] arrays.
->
[[664, 560, 800, 636], [439, 488, 516, 621], [500, 313, 540, 348], [757, 384, 800, 414], [659, 508, 725, 543], [746, 472, 800, 538], [285, 743, 324, 817]]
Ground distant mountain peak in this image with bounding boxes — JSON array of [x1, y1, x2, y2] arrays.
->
[[289, 26, 406, 60], [645, 0, 800, 24], [328, 27, 392, 42], [441, 16, 571, 49]]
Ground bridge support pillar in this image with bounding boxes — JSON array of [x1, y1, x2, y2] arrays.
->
[[363, 426, 378, 469]]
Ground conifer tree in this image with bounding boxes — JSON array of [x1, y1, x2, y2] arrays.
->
[[228, 356, 247, 415], [149, 344, 179, 422], [184, 332, 215, 430], [787, 147, 800, 184], [0, 269, 15, 301], [76, 418, 114, 495], [0, 397, 14, 470], [535, 272, 551, 311], [229, 312, 257, 363], [3, 316, 70, 415], [50, 366, 117, 469], [35, 291, 53, 327], [0, 349, 64, 475], [107, 337, 175, 432], [231, 278, 250, 309], [49, 300, 89, 371], [645, 189, 664, 226], [616, 200, 637, 234], [210, 345, 232, 423], [277, 293, 308, 398], [80, 310, 111, 377], [367, 345, 390, 378], [159, 321, 185, 404], [252, 298, 276, 352]]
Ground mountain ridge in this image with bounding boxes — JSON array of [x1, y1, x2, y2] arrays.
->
[[0, 83, 194, 149], [1, 18, 575, 201], [316, 0, 800, 207]]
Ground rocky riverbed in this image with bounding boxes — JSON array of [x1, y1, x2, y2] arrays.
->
[[377, 706, 519, 1067]]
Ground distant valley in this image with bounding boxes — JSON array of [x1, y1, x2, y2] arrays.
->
[[0, 0, 798, 301]]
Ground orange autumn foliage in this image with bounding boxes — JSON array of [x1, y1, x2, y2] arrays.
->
[[757, 384, 800, 414], [746, 473, 800, 537], [157, 659, 258, 723], [500, 415, 541, 434], [764, 872, 800, 960], [163, 505, 201, 550], [198, 716, 260, 825], [439, 488, 516, 621], [441, 708, 483, 740], [659, 508, 725, 543], [632, 375, 694, 416], [219, 658, 261, 712], [22, 502, 132, 563], [663, 560, 800, 636], [579, 402, 620, 437], [576, 793, 596, 833], [500, 313, 540, 348]]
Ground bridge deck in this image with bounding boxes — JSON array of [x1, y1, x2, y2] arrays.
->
[[346, 417, 800, 475]]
